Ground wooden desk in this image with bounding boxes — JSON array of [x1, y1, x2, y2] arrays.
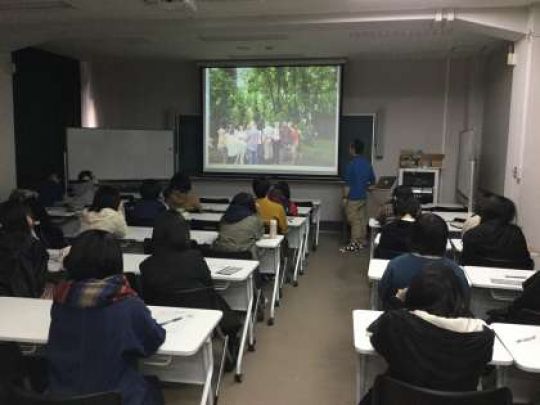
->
[[353, 309, 513, 403], [465, 266, 536, 319], [0, 296, 221, 405], [123, 254, 258, 380]]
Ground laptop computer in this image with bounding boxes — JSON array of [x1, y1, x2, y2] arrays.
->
[[375, 176, 397, 189]]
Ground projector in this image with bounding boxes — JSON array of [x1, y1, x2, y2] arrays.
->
[[144, 0, 197, 12]]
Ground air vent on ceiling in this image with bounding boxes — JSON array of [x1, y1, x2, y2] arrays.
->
[[0, 0, 74, 11], [199, 34, 289, 42], [144, 0, 197, 11]]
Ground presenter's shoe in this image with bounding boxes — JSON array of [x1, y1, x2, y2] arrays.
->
[[339, 242, 365, 253]]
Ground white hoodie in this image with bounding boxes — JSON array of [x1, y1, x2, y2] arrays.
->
[[80, 208, 128, 238]]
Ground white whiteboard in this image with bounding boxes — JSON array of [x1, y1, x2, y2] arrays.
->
[[67, 128, 175, 180]]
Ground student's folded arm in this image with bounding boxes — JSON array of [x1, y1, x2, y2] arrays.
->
[[113, 211, 129, 238], [131, 301, 166, 357]]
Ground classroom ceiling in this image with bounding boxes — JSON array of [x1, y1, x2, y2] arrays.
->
[[0, 0, 535, 60]]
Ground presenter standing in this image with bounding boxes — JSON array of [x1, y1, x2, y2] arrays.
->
[[340, 139, 375, 253]]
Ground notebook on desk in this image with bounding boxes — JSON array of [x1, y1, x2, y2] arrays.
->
[[217, 266, 243, 275], [490, 278, 524, 286]]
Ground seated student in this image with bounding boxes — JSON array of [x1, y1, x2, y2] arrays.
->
[[47, 230, 165, 405], [69, 170, 96, 208], [213, 192, 264, 257], [37, 172, 64, 207], [126, 180, 166, 226], [9, 190, 66, 249], [274, 180, 298, 216], [462, 195, 533, 269], [487, 271, 540, 325], [376, 185, 413, 226], [378, 213, 469, 310], [139, 210, 240, 350], [360, 263, 494, 405], [375, 197, 420, 259], [164, 173, 202, 213], [0, 200, 48, 298], [80, 186, 128, 238], [252, 177, 288, 234]]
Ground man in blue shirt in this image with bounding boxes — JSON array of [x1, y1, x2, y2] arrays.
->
[[341, 139, 375, 252]]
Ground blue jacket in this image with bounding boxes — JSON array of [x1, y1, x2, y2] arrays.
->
[[47, 297, 165, 405], [378, 254, 469, 309]]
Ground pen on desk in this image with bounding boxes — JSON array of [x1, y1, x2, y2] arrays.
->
[[515, 335, 536, 344], [159, 316, 184, 326]]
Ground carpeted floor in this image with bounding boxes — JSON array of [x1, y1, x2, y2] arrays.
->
[[163, 232, 370, 405]]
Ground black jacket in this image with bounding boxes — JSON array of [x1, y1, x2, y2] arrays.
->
[[369, 310, 494, 392], [140, 249, 215, 306], [375, 220, 415, 259], [0, 233, 48, 298], [462, 221, 534, 269]]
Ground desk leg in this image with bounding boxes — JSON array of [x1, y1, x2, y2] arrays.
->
[[235, 279, 254, 382], [201, 339, 214, 405], [301, 222, 309, 272], [370, 281, 378, 310], [269, 246, 280, 326], [315, 206, 320, 248], [292, 234, 304, 287], [356, 354, 366, 404]]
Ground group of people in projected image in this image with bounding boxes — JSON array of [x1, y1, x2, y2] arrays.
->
[[212, 121, 305, 166]]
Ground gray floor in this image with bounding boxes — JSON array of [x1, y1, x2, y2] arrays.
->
[[163, 232, 371, 405]]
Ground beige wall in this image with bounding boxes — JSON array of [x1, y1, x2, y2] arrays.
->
[[83, 55, 483, 219], [0, 53, 16, 199], [479, 47, 513, 195]]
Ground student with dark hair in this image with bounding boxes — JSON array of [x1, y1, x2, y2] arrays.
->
[[140, 210, 240, 355], [376, 185, 414, 226], [69, 170, 96, 208], [360, 264, 494, 405], [47, 230, 165, 405], [80, 186, 128, 238], [272, 180, 298, 216], [341, 139, 375, 253], [375, 197, 420, 259], [213, 192, 264, 257], [9, 190, 66, 249], [462, 195, 533, 269], [126, 180, 166, 226], [164, 172, 202, 212], [0, 200, 48, 298], [378, 213, 469, 309], [37, 173, 64, 207], [252, 177, 288, 234]]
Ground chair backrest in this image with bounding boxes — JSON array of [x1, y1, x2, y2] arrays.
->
[[190, 219, 219, 231], [371, 376, 512, 405], [463, 255, 534, 271], [200, 197, 230, 204], [10, 386, 122, 405], [198, 246, 253, 260], [145, 287, 217, 310], [294, 201, 314, 208]]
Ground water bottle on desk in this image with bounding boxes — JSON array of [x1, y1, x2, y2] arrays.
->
[[269, 219, 277, 239]]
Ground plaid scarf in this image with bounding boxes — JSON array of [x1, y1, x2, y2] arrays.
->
[[53, 274, 137, 308]]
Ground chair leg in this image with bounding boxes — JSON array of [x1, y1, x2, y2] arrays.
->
[[214, 331, 229, 403]]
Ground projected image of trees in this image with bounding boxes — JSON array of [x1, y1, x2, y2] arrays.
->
[[207, 66, 339, 167]]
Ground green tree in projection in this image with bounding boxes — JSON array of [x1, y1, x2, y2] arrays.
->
[[208, 65, 339, 166]]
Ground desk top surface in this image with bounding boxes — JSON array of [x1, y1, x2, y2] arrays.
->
[[368, 259, 389, 281], [464, 266, 535, 291], [353, 310, 513, 366], [492, 323, 540, 372], [123, 253, 258, 282], [125, 227, 218, 245], [0, 297, 222, 356], [201, 203, 312, 217]]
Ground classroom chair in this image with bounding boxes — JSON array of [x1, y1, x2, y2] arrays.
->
[[462, 256, 535, 271], [294, 201, 314, 208], [371, 376, 513, 405], [190, 219, 219, 231], [9, 386, 121, 405], [200, 197, 230, 204]]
